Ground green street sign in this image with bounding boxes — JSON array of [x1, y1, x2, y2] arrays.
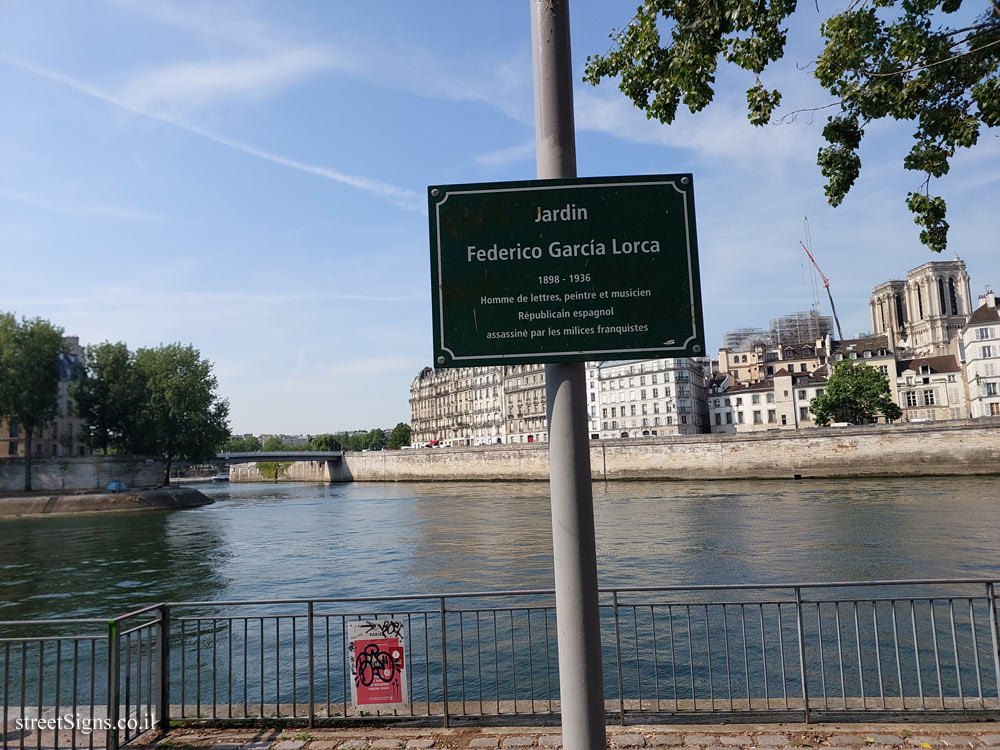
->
[[428, 174, 704, 367]]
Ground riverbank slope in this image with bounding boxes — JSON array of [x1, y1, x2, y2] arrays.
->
[[0, 486, 213, 517]]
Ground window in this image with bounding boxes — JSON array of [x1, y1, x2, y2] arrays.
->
[[7, 441, 17, 455], [982, 345, 994, 358], [766, 393, 774, 403], [923, 390, 935, 406], [880, 365, 889, 376], [651, 374, 657, 384], [991, 403, 1000, 416], [641, 404, 647, 415], [798, 390, 807, 399], [640, 376, 646, 385], [590, 392, 595, 402], [752, 394, 760, 405], [602, 408, 608, 418], [800, 406, 809, 420], [726, 413, 732, 424], [736, 397, 743, 406], [640, 389, 647, 400], [986, 382, 998, 397], [906, 392, 917, 407], [653, 403, 660, 414], [780, 415, 787, 425], [737, 412, 745, 424], [947, 374, 956, 383], [715, 413, 722, 425], [767, 365, 774, 376], [630, 405, 636, 416], [753, 410, 762, 424], [653, 388, 659, 398], [977, 327, 993, 340], [768, 409, 776, 423]]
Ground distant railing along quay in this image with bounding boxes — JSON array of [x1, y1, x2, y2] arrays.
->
[[2, 579, 1000, 750]]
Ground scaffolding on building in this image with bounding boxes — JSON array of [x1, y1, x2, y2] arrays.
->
[[722, 327, 773, 351], [769, 310, 833, 345]]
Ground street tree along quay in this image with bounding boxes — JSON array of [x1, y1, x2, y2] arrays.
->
[[76, 342, 230, 485], [389, 422, 412, 450], [74, 341, 145, 454], [584, 0, 1000, 252], [0, 314, 66, 491], [810, 360, 903, 425]]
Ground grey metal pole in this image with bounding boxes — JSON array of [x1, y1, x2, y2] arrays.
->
[[531, 2, 606, 748]]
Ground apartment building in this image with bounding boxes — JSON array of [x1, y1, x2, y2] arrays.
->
[[0, 336, 90, 458], [409, 357, 710, 445], [709, 367, 828, 433], [895, 355, 967, 421], [960, 291, 1000, 418]]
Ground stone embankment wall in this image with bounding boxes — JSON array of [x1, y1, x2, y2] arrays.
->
[[0, 456, 166, 492], [336, 418, 1000, 482]]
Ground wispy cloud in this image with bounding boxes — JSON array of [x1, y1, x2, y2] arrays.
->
[[123, 47, 338, 113], [0, 55, 424, 212], [574, 86, 818, 168], [475, 140, 536, 167], [0, 189, 174, 223]]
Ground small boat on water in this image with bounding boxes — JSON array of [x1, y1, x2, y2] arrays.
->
[[211, 471, 230, 482]]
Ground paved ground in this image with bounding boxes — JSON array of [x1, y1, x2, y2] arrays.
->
[[132, 723, 1000, 750]]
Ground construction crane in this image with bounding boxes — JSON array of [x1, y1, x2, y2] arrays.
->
[[799, 233, 844, 341]]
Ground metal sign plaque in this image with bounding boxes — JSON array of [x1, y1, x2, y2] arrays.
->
[[428, 174, 704, 366]]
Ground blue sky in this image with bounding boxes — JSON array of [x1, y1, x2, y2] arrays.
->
[[1, 1, 997, 434]]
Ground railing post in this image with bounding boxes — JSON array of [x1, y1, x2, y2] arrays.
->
[[439, 597, 449, 728], [157, 605, 171, 733], [307, 602, 315, 729], [987, 583, 1000, 710], [613, 591, 625, 725], [107, 620, 121, 750], [795, 588, 810, 724]]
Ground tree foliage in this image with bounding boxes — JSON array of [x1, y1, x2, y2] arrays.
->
[[0, 314, 65, 490], [75, 342, 145, 454], [75, 342, 230, 484], [809, 360, 902, 425], [388, 422, 412, 449], [223, 434, 262, 452], [583, 0, 1000, 252], [312, 433, 342, 451]]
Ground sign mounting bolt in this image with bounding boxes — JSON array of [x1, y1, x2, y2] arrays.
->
[[693, 344, 702, 353], [681, 176, 690, 185], [431, 188, 440, 197], [436, 356, 445, 365]]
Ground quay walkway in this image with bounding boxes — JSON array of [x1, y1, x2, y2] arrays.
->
[[121, 722, 1000, 750]]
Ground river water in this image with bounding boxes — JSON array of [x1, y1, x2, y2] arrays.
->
[[2, 477, 1000, 621]]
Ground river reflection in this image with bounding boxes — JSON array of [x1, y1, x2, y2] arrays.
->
[[2, 477, 999, 620]]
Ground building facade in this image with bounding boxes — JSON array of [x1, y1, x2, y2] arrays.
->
[[894, 355, 967, 422], [961, 291, 1000, 418], [409, 357, 710, 445], [0, 336, 90, 459]]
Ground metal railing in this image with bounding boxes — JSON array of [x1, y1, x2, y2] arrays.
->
[[2, 580, 999, 750]]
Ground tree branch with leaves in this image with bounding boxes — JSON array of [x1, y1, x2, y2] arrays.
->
[[584, 0, 999, 252]]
